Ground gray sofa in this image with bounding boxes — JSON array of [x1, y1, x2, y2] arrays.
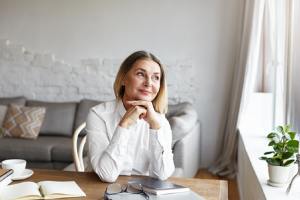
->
[[0, 96, 201, 178]]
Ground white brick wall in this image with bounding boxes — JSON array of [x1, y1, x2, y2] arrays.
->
[[0, 39, 197, 104]]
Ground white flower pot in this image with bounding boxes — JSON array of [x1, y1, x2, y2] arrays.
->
[[268, 164, 291, 185]]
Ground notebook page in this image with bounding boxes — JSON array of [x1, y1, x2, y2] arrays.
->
[[0, 182, 41, 200], [37, 181, 86, 197]]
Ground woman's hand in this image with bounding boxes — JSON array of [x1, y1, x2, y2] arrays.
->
[[127, 100, 161, 130], [119, 104, 147, 129]]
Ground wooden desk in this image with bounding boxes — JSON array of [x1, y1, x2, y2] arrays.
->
[[12, 169, 228, 200]]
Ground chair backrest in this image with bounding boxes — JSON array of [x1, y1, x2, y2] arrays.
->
[[72, 122, 86, 172]]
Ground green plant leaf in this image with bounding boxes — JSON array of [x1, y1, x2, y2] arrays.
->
[[267, 132, 280, 139], [274, 146, 283, 155], [286, 146, 298, 153], [264, 151, 274, 155], [268, 141, 276, 146], [288, 132, 297, 140], [282, 152, 294, 160], [266, 158, 280, 166], [285, 124, 291, 133], [287, 140, 299, 148], [284, 159, 295, 166], [285, 133, 291, 140], [276, 126, 284, 134], [272, 155, 281, 159], [276, 142, 283, 148], [259, 157, 268, 160]]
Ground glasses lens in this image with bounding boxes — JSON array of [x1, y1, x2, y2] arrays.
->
[[107, 183, 122, 193], [127, 183, 143, 193]]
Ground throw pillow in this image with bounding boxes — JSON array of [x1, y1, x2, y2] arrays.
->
[[167, 102, 198, 147], [0, 105, 8, 131], [0, 104, 47, 140]]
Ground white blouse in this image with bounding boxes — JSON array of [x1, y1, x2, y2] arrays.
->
[[85, 99, 175, 183]]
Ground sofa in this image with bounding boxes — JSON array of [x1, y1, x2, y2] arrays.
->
[[0, 96, 201, 178]]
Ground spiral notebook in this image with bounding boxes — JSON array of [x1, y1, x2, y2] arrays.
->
[[0, 169, 14, 190]]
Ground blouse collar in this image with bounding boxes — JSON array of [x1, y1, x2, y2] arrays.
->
[[117, 99, 127, 117]]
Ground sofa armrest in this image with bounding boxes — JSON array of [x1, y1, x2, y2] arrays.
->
[[172, 120, 201, 178]]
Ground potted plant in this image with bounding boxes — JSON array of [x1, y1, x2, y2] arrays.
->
[[259, 124, 299, 186]]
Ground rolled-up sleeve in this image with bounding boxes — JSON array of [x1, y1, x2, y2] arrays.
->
[[86, 110, 130, 183], [148, 116, 175, 180]]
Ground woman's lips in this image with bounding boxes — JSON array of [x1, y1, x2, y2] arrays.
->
[[139, 90, 151, 95]]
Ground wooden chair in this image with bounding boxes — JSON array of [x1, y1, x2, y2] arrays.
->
[[72, 122, 86, 172]]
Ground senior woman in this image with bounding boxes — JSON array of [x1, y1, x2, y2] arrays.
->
[[85, 51, 175, 183]]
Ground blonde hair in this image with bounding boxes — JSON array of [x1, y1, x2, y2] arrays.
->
[[113, 50, 168, 114]]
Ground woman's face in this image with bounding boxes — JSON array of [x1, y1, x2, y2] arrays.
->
[[122, 59, 161, 102]]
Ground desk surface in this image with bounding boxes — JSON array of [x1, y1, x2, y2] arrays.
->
[[12, 169, 228, 200]]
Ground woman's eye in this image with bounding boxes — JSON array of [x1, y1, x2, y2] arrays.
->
[[153, 76, 159, 80], [137, 72, 143, 76]]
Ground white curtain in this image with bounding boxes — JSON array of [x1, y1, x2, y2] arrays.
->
[[267, 0, 287, 127], [209, 0, 265, 178], [287, 0, 300, 134]]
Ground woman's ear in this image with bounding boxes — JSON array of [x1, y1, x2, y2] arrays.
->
[[121, 79, 125, 86]]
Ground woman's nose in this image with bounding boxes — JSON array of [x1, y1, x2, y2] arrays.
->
[[143, 77, 151, 86]]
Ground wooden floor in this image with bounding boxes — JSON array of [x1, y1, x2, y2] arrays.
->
[[194, 169, 240, 200]]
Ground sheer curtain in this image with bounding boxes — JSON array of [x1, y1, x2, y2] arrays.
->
[[209, 0, 265, 178], [268, 0, 287, 127], [287, 0, 300, 134]]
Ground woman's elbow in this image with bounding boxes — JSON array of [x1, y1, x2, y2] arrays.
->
[[151, 172, 171, 181], [95, 166, 119, 183], [159, 170, 175, 180], [151, 166, 175, 180], [98, 173, 119, 183]]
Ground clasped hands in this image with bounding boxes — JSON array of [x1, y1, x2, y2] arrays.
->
[[119, 100, 161, 130]]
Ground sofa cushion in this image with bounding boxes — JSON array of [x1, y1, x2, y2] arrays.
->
[[166, 102, 198, 147], [52, 136, 87, 162], [74, 99, 103, 136], [0, 105, 8, 128], [26, 161, 54, 170], [54, 162, 72, 170], [63, 156, 88, 171], [26, 101, 77, 137], [0, 96, 27, 106], [1, 104, 46, 140], [0, 136, 70, 162]]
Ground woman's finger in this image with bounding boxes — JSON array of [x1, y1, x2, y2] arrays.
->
[[128, 100, 150, 108], [129, 105, 146, 117], [139, 113, 146, 120]]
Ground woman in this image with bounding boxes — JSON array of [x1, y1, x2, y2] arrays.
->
[[85, 51, 175, 183]]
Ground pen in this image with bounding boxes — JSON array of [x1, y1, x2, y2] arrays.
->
[[39, 186, 45, 198]]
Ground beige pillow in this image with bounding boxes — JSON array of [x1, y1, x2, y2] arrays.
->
[[0, 105, 8, 130], [167, 102, 198, 147], [1, 104, 46, 140]]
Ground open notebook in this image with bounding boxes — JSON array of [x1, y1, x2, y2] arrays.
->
[[0, 181, 86, 200]]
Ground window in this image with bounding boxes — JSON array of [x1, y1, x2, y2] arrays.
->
[[240, 0, 290, 131]]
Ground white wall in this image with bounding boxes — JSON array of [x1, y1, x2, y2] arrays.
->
[[0, 0, 243, 168]]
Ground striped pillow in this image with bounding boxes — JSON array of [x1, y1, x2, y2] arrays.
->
[[0, 104, 46, 140]]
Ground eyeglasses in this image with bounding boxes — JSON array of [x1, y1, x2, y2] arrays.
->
[[104, 182, 149, 200]]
